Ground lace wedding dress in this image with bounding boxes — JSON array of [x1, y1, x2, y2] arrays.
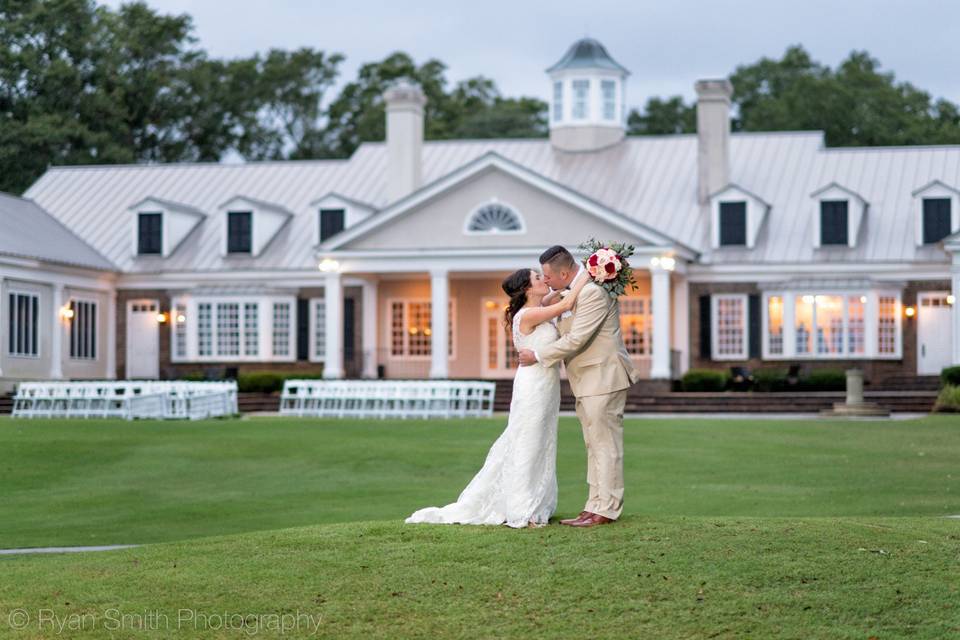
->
[[405, 308, 561, 528]]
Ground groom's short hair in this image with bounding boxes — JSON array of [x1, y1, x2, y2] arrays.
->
[[539, 245, 576, 270]]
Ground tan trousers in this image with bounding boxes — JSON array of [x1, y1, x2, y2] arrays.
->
[[574, 389, 627, 520]]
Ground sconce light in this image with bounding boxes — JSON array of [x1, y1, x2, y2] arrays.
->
[[484, 301, 497, 310], [318, 258, 340, 273], [948, 295, 956, 306], [60, 306, 74, 320], [904, 305, 915, 318], [176, 314, 186, 323], [650, 255, 676, 271], [156, 312, 168, 323]]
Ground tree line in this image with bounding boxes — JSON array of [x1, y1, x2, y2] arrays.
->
[[2, 0, 959, 194]]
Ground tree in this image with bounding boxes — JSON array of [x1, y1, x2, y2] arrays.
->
[[627, 96, 695, 135]]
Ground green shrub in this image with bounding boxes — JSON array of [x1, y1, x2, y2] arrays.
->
[[753, 367, 788, 392], [237, 372, 326, 393], [681, 369, 729, 392], [179, 372, 206, 381], [940, 366, 960, 386], [798, 369, 846, 391], [933, 384, 960, 412]]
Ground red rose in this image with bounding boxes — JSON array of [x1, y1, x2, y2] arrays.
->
[[604, 262, 616, 274], [588, 254, 599, 267]]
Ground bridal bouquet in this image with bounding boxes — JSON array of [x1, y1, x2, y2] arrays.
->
[[578, 238, 638, 298]]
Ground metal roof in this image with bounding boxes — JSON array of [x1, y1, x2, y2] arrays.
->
[[546, 37, 630, 74], [21, 131, 960, 273], [0, 191, 116, 271]]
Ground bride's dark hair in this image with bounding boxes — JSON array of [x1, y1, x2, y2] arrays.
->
[[501, 269, 533, 335]]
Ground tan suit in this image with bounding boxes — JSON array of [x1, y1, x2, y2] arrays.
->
[[537, 282, 642, 520]]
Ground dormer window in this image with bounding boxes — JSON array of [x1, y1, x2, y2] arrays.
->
[[810, 183, 866, 249], [912, 181, 959, 246], [464, 202, 525, 235], [137, 212, 163, 255], [572, 79, 589, 119], [718, 202, 747, 246], [709, 185, 770, 250], [819, 201, 849, 246], [320, 208, 345, 242], [552, 81, 563, 121], [227, 211, 252, 253], [923, 198, 951, 244]]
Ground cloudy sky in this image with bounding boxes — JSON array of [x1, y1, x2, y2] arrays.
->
[[103, 0, 960, 111]]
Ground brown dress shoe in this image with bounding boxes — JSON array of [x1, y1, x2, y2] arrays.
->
[[569, 513, 614, 527], [559, 511, 592, 526]]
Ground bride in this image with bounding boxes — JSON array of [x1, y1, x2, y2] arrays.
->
[[405, 266, 589, 528]]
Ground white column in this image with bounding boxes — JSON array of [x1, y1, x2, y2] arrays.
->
[[430, 269, 449, 379], [361, 280, 379, 378], [50, 283, 65, 379], [953, 270, 960, 364], [671, 273, 689, 375], [106, 290, 117, 379], [650, 267, 672, 379], [323, 272, 344, 379]]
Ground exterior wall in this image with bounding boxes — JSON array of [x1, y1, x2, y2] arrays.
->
[[687, 279, 952, 383], [349, 168, 646, 251]]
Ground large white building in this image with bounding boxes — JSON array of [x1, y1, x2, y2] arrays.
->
[[3, 37, 960, 392]]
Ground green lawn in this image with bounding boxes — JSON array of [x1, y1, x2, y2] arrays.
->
[[1, 415, 959, 638]]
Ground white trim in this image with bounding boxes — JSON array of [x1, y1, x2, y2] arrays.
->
[[810, 183, 868, 249], [913, 182, 959, 247], [308, 296, 327, 364], [320, 151, 695, 256], [65, 294, 99, 361], [916, 290, 953, 374], [385, 296, 457, 362], [462, 198, 527, 236], [710, 184, 771, 250], [6, 288, 41, 359], [710, 293, 748, 361], [128, 197, 205, 259], [218, 195, 294, 258], [687, 262, 949, 282], [311, 193, 376, 247]]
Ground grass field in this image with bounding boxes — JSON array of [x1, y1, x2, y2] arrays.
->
[[1, 415, 959, 638]]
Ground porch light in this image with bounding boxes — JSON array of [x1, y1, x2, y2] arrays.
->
[[904, 305, 915, 318], [860, 296, 867, 304], [318, 258, 340, 273], [948, 295, 956, 305], [60, 306, 74, 320], [156, 312, 168, 323], [650, 255, 676, 271], [176, 313, 186, 323], [484, 301, 497, 310]]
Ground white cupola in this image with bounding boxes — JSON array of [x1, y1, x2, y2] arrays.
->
[[546, 37, 629, 152]]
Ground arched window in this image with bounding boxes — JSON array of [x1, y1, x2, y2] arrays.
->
[[465, 202, 525, 234]]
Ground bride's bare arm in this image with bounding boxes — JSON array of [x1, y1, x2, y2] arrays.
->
[[518, 270, 590, 334]]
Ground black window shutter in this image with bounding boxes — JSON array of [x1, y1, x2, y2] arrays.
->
[[343, 297, 355, 360], [820, 201, 849, 245], [320, 209, 345, 242], [296, 298, 309, 360], [718, 201, 747, 246], [138, 213, 162, 254], [748, 294, 761, 359], [923, 198, 951, 244], [699, 294, 711, 359]]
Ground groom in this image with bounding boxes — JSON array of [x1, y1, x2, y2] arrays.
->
[[517, 245, 641, 527]]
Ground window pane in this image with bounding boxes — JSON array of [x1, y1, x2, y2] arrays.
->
[[922, 198, 951, 244], [487, 317, 499, 369], [715, 296, 745, 357], [848, 296, 865, 354], [620, 298, 650, 355], [314, 300, 326, 359], [572, 79, 589, 119], [243, 303, 259, 356], [552, 81, 563, 121], [820, 200, 849, 245], [795, 295, 814, 354], [227, 211, 252, 253], [174, 303, 187, 358], [320, 209, 345, 242], [719, 201, 747, 246], [138, 213, 162, 254], [878, 296, 898, 354], [10, 293, 39, 357], [390, 301, 404, 357], [198, 303, 212, 356], [408, 302, 431, 356], [216, 303, 240, 356], [272, 302, 290, 357], [814, 295, 843, 354], [69, 300, 97, 360], [601, 79, 616, 120], [767, 296, 783, 355]]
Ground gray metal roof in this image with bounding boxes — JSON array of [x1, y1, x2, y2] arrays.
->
[[21, 131, 960, 273], [546, 37, 629, 74], [0, 191, 116, 271]]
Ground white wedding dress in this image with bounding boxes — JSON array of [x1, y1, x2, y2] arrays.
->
[[405, 308, 561, 528]]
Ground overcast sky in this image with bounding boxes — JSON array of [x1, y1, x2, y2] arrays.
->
[[104, 0, 960, 111]]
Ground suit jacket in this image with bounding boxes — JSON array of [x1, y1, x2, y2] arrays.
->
[[537, 282, 642, 398]]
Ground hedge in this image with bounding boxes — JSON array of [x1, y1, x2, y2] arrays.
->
[[680, 369, 729, 392], [941, 366, 960, 387], [933, 384, 960, 412]]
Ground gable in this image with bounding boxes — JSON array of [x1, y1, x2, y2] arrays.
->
[[343, 166, 656, 251]]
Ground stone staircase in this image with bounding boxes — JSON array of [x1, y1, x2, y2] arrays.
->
[[0, 393, 12, 414]]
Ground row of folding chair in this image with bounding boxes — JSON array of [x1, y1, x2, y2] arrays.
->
[[279, 380, 497, 419], [11, 380, 238, 420]]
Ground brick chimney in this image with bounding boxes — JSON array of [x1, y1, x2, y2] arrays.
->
[[695, 79, 733, 204], [383, 79, 427, 202]]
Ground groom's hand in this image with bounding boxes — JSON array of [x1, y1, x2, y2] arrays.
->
[[518, 349, 537, 367]]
